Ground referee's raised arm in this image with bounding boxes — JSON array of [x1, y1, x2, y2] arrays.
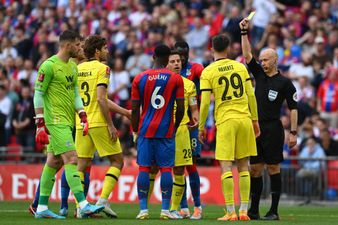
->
[[239, 18, 253, 63]]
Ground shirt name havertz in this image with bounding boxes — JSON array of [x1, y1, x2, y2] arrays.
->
[[218, 65, 234, 72], [268, 90, 278, 101]]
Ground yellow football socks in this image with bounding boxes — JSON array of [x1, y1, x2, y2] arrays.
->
[[100, 167, 121, 199], [221, 171, 235, 213], [170, 174, 185, 211]]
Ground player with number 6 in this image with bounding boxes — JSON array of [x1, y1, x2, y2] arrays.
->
[[131, 45, 184, 220]]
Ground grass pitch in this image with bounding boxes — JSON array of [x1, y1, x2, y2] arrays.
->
[[0, 201, 337, 225]]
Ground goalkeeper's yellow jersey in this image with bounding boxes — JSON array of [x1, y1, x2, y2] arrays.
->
[[76, 60, 110, 129], [200, 58, 252, 125]]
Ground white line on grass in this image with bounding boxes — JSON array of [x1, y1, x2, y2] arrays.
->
[[287, 214, 338, 218], [0, 210, 27, 212]]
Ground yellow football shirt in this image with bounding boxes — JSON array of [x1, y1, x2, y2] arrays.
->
[[76, 60, 110, 129], [174, 77, 197, 125], [200, 59, 251, 125]]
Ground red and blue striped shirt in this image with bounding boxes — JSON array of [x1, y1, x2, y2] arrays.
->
[[132, 68, 184, 138]]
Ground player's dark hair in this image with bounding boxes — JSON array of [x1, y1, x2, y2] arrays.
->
[[212, 34, 231, 52], [174, 40, 189, 50], [84, 35, 107, 59], [59, 30, 80, 43], [170, 49, 180, 56], [153, 44, 171, 67]]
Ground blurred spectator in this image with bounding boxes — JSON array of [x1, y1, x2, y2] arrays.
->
[[185, 16, 208, 63], [333, 46, 338, 68], [222, 5, 242, 43], [13, 27, 33, 60], [108, 57, 130, 108], [0, 37, 18, 61], [288, 52, 314, 80], [296, 137, 326, 201], [17, 59, 38, 87], [12, 84, 35, 153], [317, 67, 338, 128], [313, 36, 331, 68], [125, 42, 152, 82], [0, 84, 11, 146], [251, 0, 277, 46], [320, 129, 338, 156]]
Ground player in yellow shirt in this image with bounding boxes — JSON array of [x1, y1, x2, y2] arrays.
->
[[198, 34, 260, 221], [168, 51, 199, 218], [76, 35, 123, 218]]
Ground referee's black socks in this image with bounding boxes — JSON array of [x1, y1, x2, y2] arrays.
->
[[269, 173, 281, 214], [249, 176, 263, 214]]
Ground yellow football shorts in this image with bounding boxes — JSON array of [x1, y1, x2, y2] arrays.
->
[[75, 126, 122, 158], [175, 125, 193, 166], [215, 117, 257, 160]]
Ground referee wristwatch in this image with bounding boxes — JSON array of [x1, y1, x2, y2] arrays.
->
[[290, 130, 297, 136]]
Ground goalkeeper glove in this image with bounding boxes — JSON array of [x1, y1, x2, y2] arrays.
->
[[35, 114, 49, 145], [79, 110, 89, 136]]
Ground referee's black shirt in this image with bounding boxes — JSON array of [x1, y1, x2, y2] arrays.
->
[[247, 58, 298, 122]]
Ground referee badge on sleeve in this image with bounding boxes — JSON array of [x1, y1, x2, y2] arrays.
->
[[268, 90, 278, 101], [293, 92, 298, 102]]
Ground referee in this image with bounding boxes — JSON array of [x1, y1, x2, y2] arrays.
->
[[240, 18, 298, 220]]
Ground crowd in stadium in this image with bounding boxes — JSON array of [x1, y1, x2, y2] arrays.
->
[[0, 0, 337, 164]]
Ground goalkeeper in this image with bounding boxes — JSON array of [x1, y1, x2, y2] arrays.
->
[[33, 30, 104, 219]]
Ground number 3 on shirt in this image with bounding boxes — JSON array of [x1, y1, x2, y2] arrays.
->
[[81, 81, 91, 106], [151, 86, 165, 109]]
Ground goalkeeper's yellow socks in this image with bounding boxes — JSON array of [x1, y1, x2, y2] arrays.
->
[[221, 171, 235, 213], [170, 174, 185, 211], [100, 167, 121, 199]]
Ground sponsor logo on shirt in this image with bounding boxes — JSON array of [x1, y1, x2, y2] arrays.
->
[[268, 90, 278, 101], [38, 73, 45, 82]]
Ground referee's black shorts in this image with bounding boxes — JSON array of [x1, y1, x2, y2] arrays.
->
[[250, 120, 285, 165]]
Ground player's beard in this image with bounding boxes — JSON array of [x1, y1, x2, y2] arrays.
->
[[69, 50, 77, 58]]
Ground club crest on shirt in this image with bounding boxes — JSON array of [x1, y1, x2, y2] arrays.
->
[[38, 73, 45, 82], [106, 67, 110, 78], [268, 90, 278, 101], [66, 140, 72, 147]]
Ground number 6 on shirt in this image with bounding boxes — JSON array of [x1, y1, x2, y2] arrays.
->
[[151, 86, 165, 109]]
